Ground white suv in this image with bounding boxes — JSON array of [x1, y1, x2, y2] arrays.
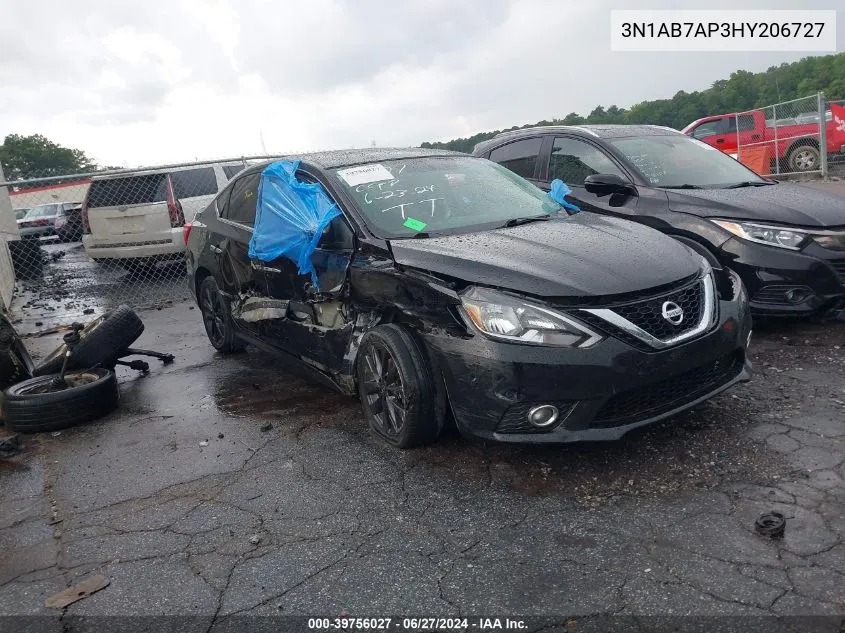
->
[[82, 162, 247, 266]]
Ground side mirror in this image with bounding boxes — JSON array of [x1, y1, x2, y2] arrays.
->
[[584, 173, 635, 198], [319, 216, 355, 251]]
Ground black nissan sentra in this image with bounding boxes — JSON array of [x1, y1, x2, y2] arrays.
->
[[185, 148, 751, 448]]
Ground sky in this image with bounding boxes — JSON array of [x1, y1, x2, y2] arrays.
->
[[1, 0, 843, 169]]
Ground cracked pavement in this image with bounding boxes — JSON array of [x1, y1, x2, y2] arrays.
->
[[1, 302, 844, 631]]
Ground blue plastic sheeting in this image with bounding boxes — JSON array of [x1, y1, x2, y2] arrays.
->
[[548, 179, 580, 213], [249, 160, 341, 289]]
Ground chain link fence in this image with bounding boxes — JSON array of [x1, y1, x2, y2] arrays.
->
[[734, 92, 845, 178], [0, 156, 281, 335]]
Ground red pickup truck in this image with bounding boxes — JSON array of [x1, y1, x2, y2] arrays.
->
[[682, 108, 845, 173]]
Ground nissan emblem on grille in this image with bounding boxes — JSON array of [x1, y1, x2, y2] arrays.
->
[[661, 301, 684, 325]]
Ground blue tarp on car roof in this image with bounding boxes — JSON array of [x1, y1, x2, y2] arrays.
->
[[248, 160, 341, 289]]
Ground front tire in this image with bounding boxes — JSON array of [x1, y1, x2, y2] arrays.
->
[[198, 276, 245, 353], [356, 324, 442, 448]]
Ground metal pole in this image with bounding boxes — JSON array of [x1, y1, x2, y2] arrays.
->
[[772, 104, 780, 174], [735, 113, 741, 161], [818, 92, 828, 180]]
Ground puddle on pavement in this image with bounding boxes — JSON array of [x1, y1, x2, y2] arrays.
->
[[213, 356, 357, 430]]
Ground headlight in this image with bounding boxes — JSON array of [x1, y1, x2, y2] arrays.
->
[[711, 220, 807, 250], [459, 287, 602, 348]]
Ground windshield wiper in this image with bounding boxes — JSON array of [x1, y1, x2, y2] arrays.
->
[[662, 184, 705, 190], [722, 181, 774, 189], [502, 215, 551, 228]]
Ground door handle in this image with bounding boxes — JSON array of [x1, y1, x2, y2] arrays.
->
[[716, 139, 725, 144], [752, 134, 761, 140], [209, 244, 223, 254], [250, 262, 281, 273]]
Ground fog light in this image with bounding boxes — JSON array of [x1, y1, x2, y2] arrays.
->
[[784, 288, 809, 304], [527, 404, 559, 428]]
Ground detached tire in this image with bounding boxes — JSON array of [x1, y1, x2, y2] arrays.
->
[[32, 305, 144, 376], [2, 368, 119, 433], [356, 324, 442, 448]]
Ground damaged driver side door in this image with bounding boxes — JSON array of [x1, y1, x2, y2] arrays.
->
[[252, 176, 356, 372]]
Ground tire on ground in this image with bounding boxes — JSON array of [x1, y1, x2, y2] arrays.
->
[[356, 323, 443, 448], [32, 305, 145, 376], [2, 368, 119, 433]]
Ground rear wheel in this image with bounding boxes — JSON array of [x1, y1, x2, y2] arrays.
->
[[788, 144, 820, 172], [2, 368, 119, 433], [356, 324, 442, 448], [198, 276, 244, 353]]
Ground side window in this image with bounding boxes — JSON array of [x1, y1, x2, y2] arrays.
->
[[171, 167, 218, 198], [488, 138, 543, 179], [692, 118, 728, 138], [223, 164, 246, 180], [226, 173, 261, 227], [549, 137, 625, 186], [737, 114, 756, 132]]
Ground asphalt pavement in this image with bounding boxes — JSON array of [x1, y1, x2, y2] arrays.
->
[[1, 300, 843, 631]]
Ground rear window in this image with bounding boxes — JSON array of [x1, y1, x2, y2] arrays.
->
[[26, 205, 60, 218], [87, 175, 168, 208], [171, 167, 218, 198]]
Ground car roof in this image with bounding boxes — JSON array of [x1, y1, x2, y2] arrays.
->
[[473, 124, 683, 154], [240, 147, 467, 176]]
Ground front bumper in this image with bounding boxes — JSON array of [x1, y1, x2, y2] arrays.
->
[[424, 294, 751, 443], [718, 237, 845, 316]]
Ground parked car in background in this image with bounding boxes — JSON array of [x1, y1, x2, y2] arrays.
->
[[17, 202, 81, 239], [186, 148, 751, 448], [681, 107, 845, 172], [82, 162, 247, 268], [54, 203, 83, 242], [475, 125, 845, 318]]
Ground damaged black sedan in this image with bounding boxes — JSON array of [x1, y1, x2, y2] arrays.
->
[[186, 148, 751, 448]]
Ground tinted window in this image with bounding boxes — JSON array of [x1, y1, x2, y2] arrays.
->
[[223, 164, 246, 179], [225, 173, 260, 226], [87, 175, 167, 208], [692, 118, 728, 138], [737, 114, 756, 132], [171, 167, 218, 198], [488, 138, 542, 179], [549, 138, 625, 186], [335, 157, 565, 239]]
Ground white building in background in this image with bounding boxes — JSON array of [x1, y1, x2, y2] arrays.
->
[[9, 179, 91, 210], [0, 165, 20, 311]]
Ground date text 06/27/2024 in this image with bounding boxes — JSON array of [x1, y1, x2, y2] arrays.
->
[[307, 617, 529, 630]]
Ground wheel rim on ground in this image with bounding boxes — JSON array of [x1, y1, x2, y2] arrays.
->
[[201, 284, 227, 348], [17, 372, 101, 395], [360, 342, 407, 439]]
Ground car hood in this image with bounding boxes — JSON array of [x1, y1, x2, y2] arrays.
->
[[388, 214, 701, 298], [665, 182, 845, 227]]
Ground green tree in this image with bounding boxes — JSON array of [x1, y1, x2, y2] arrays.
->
[[0, 134, 96, 182], [422, 52, 845, 151]]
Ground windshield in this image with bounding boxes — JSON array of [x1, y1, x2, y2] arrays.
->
[[609, 135, 765, 188], [25, 204, 59, 218], [334, 157, 562, 238]]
